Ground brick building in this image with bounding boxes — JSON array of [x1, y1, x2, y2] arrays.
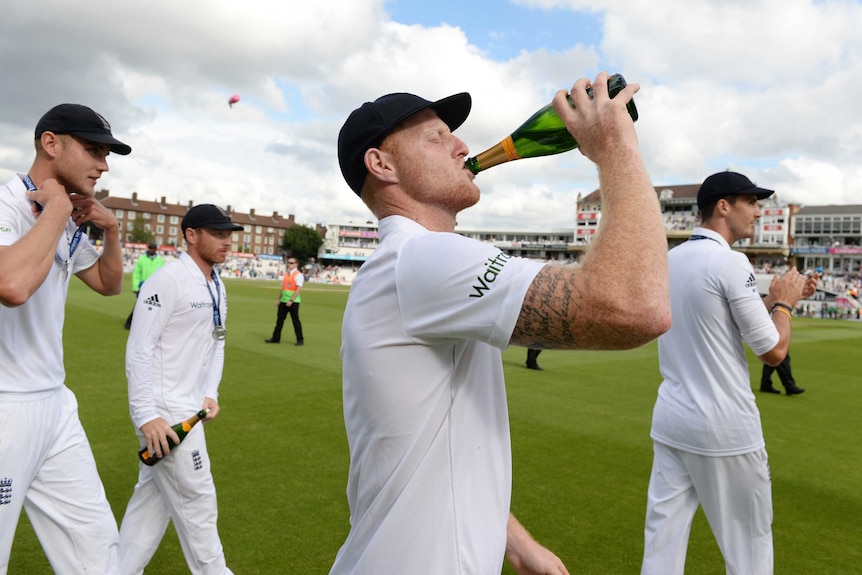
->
[[93, 191, 323, 256]]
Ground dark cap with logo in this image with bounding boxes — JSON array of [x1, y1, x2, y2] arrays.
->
[[337, 92, 472, 196], [697, 171, 774, 210], [181, 204, 244, 234], [35, 104, 132, 156]]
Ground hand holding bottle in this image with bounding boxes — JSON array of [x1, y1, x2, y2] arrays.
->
[[140, 417, 182, 462], [464, 72, 638, 174], [553, 71, 641, 168], [138, 409, 209, 466], [201, 397, 220, 420]]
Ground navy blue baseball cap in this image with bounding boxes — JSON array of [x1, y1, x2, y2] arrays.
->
[[697, 171, 774, 210], [182, 204, 244, 234], [337, 92, 472, 196], [35, 104, 132, 155]]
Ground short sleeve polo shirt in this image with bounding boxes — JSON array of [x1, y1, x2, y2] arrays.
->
[[651, 227, 779, 456], [332, 215, 544, 574]]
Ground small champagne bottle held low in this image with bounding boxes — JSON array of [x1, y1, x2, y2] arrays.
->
[[138, 409, 208, 466], [464, 74, 638, 175]]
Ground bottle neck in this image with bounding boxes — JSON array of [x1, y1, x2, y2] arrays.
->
[[466, 135, 520, 174], [181, 410, 206, 431]]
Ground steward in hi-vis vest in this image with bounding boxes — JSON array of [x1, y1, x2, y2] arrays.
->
[[265, 258, 305, 345]]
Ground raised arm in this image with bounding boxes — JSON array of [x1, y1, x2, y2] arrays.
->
[[511, 72, 671, 350], [758, 268, 812, 366], [73, 193, 124, 295], [0, 179, 72, 307]]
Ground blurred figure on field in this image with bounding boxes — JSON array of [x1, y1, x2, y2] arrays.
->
[[265, 256, 305, 345], [526, 348, 543, 371], [124, 242, 164, 329], [759, 352, 804, 395]]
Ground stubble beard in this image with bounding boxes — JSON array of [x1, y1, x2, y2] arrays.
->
[[54, 169, 94, 198]]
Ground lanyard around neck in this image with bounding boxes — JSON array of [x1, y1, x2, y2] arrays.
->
[[21, 174, 85, 267], [205, 269, 223, 328], [688, 234, 721, 245]]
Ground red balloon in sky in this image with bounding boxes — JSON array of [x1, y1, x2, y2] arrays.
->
[[228, 94, 240, 108]]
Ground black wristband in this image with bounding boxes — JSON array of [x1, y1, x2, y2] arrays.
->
[[772, 302, 793, 314]]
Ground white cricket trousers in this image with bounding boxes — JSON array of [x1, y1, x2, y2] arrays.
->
[[641, 441, 774, 575], [118, 424, 232, 575], [0, 386, 119, 574]]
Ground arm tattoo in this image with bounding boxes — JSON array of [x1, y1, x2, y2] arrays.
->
[[513, 266, 589, 348]]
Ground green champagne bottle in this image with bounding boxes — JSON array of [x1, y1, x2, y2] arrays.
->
[[138, 409, 208, 466], [464, 74, 638, 175]]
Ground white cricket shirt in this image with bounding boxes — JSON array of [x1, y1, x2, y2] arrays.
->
[[331, 216, 544, 575], [126, 252, 225, 428], [651, 227, 779, 456], [0, 175, 99, 394]]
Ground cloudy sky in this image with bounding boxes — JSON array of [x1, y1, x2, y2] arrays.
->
[[2, 0, 861, 230]]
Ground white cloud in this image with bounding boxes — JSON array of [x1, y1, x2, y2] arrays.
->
[[774, 157, 859, 206], [1, 0, 861, 231]]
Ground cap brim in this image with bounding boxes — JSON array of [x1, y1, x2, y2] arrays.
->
[[71, 131, 132, 155], [429, 92, 471, 134], [753, 188, 774, 200], [206, 223, 244, 231]]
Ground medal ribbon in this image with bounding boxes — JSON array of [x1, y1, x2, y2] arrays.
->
[[205, 269, 223, 330]]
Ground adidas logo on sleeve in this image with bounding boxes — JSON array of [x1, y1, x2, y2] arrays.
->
[[143, 294, 161, 309]]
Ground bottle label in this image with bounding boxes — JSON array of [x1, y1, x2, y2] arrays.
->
[[501, 136, 521, 161]]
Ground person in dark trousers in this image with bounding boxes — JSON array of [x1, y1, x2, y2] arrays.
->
[[760, 353, 805, 395], [526, 348, 543, 370], [265, 257, 304, 345]]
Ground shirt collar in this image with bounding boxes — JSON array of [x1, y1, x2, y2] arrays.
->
[[179, 251, 209, 284], [378, 215, 429, 240], [691, 226, 730, 249]]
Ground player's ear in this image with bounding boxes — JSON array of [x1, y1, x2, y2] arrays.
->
[[39, 131, 61, 158], [365, 148, 399, 185]]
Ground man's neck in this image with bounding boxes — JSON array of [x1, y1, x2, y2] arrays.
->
[[417, 211, 457, 233], [700, 221, 734, 245], [25, 162, 53, 188], [378, 209, 457, 233], [188, 251, 214, 280], [371, 188, 458, 233]]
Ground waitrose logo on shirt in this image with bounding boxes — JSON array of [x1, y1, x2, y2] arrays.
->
[[469, 252, 512, 298]]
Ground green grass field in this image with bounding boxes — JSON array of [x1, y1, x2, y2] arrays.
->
[[9, 276, 862, 574]]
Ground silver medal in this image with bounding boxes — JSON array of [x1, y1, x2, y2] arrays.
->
[[213, 326, 227, 340]]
